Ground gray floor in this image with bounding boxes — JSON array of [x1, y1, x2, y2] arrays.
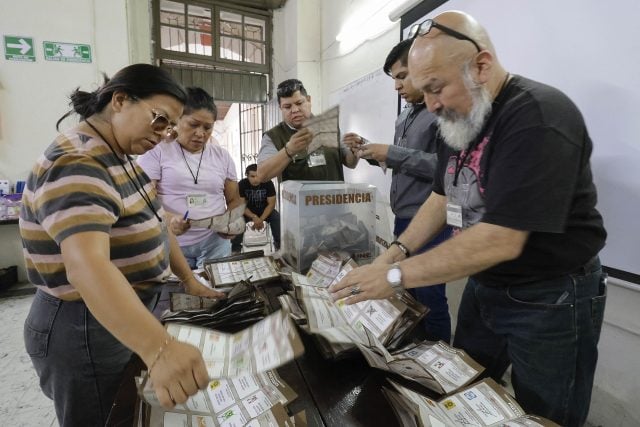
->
[[0, 294, 57, 426]]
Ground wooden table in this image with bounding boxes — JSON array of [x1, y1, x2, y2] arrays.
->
[[106, 282, 426, 426]]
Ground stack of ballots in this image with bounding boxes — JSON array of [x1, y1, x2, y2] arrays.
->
[[161, 280, 267, 330], [203, 250, 282, 293], [278, 252, 428, 359], [136, 310, 306, 426]]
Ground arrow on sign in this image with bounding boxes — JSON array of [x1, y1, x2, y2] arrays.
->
[[7, 38, 31, 54]]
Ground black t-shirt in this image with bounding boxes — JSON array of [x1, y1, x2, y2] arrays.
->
[[238, 178, 276, 217], [433, 75, 606, 285]]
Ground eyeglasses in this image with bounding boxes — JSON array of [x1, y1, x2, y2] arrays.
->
[[132, 97, 175, 136], [408, 19, 481, 53]]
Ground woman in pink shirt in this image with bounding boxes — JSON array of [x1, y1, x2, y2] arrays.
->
[[138, 87, 241, 268]]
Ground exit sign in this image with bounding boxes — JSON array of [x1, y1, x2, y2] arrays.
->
[[43, 41, 92, 63], [4, 35, 35, 62]]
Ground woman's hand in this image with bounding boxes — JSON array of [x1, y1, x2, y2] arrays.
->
[[147, 337, 210, 408], [169, 216, 191, 236], [183, 275, 225, 299]]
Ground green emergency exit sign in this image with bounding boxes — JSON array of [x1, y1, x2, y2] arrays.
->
[[43, 41, 92, 63], [4, 35, 35, 61]]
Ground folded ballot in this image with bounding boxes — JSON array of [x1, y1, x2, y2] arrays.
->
[[189, 203, 246, 235], [284, 254, 427, 359], [203, 251, 282, 291], [383, 378, 560, 427], [138, 369, 300, 427]]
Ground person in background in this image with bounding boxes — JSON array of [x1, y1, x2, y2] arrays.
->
[[330, 11, 607, 426], [257, 79, 358, 183], [20, 64, 223, 426], [231, 163, 281, 252], [343, 38, 452, 343], [138, 87, 242, 268]]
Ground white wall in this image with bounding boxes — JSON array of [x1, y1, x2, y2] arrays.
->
[[0, 0, 144, 279]]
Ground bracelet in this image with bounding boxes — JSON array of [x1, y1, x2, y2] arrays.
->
[[148, 336, 174, 377], [391, 240, 411, 258], [283, 144, 294, 160]]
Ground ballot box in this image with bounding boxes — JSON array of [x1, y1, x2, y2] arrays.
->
[[281, 181, 376, 273]]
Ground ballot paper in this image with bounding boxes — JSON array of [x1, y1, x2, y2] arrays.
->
[[383, 378, 560, 427], [303, 106, 339, 155], [189, 203, 246, 235], [204, 256, 280, 289], [139, 370, 297, 427], [356, 328, 483, 395], [163, 310, 304, 379], [286, 255, 427, 358]]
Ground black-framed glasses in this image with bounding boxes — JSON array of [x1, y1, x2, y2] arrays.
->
[[408, 18, 481, 53]]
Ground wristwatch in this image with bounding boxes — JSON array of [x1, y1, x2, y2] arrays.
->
[[386, 263, 404, 295]]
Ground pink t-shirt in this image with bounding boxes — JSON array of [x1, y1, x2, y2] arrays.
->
[[137, 140, 237, 246]]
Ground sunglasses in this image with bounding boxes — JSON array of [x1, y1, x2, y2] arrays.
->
[[408, 18, 481, 53], [132, 97, 176, 137]]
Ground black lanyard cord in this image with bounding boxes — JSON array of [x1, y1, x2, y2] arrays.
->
[[180, 144, 205, 185], [85, 120, 163, 222]]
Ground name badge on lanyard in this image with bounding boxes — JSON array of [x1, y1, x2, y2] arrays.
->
[[307, 147, 327, 168], [446, 203, 463, 228], [186, 194, 207, 208]]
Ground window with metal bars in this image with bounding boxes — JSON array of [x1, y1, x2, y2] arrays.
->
[[238, 103, 264, 173], [154, 0, 270, 73]]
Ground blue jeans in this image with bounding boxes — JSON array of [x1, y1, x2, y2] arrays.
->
[[24, 289, 159, 427], [182, 231, 232, 268], [453, 258, 607, 427], [394, 218, 452, 343]]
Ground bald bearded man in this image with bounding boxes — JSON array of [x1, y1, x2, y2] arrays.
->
[[330, 11, 606, 426]]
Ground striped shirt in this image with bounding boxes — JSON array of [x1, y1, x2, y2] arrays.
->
[[20, 130, 171, 298]]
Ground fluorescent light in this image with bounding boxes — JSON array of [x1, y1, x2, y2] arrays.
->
[[336, 1, 397, 51]]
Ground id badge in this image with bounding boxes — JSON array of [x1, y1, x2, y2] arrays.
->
[[398, 137, 408, 148], [446, 203, 463, 228], [186, 194, 207, 208], [307, 148, 327, 167]]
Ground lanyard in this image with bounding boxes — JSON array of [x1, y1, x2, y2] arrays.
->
[[85, 120, 162, 222], [399, 103, 424, 140], [180, 144, 205, 184]]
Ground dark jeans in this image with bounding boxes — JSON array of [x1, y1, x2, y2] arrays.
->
[[394, 218, 452, 343], [453, 258, 607, 427], [24, 289, 159, 427], [232, 210, 281, 251]]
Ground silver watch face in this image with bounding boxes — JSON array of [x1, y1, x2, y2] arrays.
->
[[387, 266, 402, 287]]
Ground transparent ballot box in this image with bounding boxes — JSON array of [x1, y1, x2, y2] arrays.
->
[[280, 180, 376, 273]]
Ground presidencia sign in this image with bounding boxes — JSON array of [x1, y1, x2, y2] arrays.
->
[[43, 41, 92, 63], [4, 35, 36, 62]]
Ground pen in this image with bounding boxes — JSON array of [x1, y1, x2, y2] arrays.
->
[[183, 210, 189, 220]]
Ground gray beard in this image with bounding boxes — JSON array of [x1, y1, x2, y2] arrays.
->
[[437, 83, 493, 151]]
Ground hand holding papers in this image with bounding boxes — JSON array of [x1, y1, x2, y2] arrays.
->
[[189, 203, 246, 235], [302, 106, 339, 155]]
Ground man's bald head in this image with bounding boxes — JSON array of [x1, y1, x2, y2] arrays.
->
[[407, 11, 508, 150]]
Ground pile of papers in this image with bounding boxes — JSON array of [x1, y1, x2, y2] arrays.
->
[[137, 370, 306, 427], [383, 378, 559, 427], [204, 253, 281, 291], [280, 253, 427, 359], [161, 280, 266, 330]]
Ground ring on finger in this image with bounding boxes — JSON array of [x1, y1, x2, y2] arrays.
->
[[350, 285, 361, 296]]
